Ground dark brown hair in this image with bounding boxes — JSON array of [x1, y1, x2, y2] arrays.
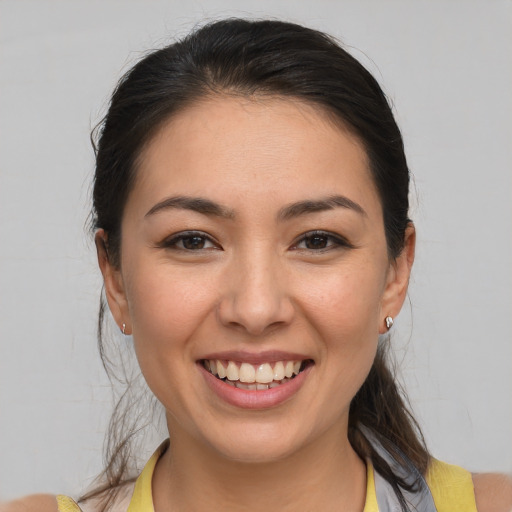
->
[[86, 18, 428, 511]]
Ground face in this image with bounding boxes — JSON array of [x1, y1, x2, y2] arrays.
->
[[98, 96, 414, 463]]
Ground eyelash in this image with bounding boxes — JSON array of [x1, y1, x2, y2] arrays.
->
[[161, 229, 352, 254], [160, 231, 219, 251], [291, 230, 353, 252]]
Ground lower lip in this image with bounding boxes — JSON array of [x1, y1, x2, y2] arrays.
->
[[199, 363, 312, 410]]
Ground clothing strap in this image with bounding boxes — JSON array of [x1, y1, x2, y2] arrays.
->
[[57, 435, 476, 512], [360, 425, 438, 512], [126, 440, 169, 512], [56, 495, 82, 512]]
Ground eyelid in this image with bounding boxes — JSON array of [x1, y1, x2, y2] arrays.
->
[[159, 230, 221, 250], [290, 230, 354, 251]]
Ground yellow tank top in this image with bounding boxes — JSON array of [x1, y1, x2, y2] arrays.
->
[[57, 442, 478, 511]]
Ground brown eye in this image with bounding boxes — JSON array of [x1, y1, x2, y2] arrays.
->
[[293, 231, 351, 252], [162, 231, 218, 251], [182, 235, 207, 250], [304, 234, 329, 249]]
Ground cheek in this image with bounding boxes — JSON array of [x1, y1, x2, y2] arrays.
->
[[122, 268, 219, 418], [296, 263, 385, 394], [122, 259, 218, 394], [298, 263, 384, 338], [125, 260, 214, 342]]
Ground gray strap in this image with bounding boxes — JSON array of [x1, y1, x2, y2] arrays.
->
[[374, 470, 437, 512], [359, 426, 438, 512]]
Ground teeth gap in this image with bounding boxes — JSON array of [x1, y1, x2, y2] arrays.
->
[[300, 359, 313, 372]]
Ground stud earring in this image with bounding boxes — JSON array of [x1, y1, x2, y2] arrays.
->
[[385, 316, 394, 330], [122, 323, 126, 335]]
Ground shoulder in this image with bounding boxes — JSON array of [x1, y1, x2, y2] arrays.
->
[[0, 494, 58, 512], [426, 459, 512, 512], [426, 458, 479, 510], [473, 472, 512, 512]]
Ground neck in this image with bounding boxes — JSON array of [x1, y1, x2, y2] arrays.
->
[[152, 421, 367, 512]]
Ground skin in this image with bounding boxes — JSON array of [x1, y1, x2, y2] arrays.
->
[[3, 96, 510, 511], [2, 475, 510, 512], [98, 96, 414, 510]]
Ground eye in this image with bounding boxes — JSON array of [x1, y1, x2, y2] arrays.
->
[[292, 230, 352, 251], [162, 231, 219, 251]]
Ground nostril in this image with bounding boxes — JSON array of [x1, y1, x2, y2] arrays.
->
[[216, 279, 295, 335]]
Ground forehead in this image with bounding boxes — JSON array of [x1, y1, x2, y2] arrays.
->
[[129, 95, 381, 219]]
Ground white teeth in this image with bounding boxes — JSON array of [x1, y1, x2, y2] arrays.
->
[[217, 361, 226, 379], [239, 362, 256, 383], [205, 358, 308, 386], [273, 361, 285, 380], [226, 361, 239, 381], [255, 363, 274, 383]]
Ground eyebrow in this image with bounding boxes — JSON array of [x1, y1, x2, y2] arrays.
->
[[145, 194, 366, 220], [145, 196, 235, 219], [277, 195, 367, 221]]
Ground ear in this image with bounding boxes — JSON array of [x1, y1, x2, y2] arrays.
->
[[95, 229, 131, 334], [379, 223, 415, 334]]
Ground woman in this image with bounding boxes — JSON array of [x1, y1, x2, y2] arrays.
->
[[5, 18, 511, 512]]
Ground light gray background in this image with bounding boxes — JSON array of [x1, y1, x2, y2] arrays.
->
[[1, 0, 511, 500]]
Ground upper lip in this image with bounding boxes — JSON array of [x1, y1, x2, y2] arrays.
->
[[198, 350, 312, 365]]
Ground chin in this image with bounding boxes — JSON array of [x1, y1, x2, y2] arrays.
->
[[204, 422, 306, 464]]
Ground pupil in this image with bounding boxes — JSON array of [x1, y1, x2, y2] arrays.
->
[[183, 236, 205, 250], [306, 235, 327, 249]]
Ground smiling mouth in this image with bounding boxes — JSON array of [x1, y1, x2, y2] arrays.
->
[[202, 359, 313, 390]]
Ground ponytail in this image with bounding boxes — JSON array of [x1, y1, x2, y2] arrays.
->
[[348, 342, 430, 508]]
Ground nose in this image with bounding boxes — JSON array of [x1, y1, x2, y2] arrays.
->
[[217, 250, 295, 336]]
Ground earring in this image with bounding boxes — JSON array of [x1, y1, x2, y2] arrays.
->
[[122, 323, 126, 335], [385, 316, 394, 330]]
